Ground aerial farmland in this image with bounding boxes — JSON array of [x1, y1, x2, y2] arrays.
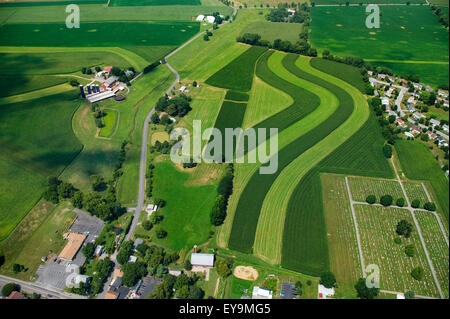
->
[[0, 0, 448, 307]]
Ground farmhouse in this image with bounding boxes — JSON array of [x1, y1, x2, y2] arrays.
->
[[58, 232, 87, 262], [252, 286, 273, 299]]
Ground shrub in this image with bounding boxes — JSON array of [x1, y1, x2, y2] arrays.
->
[[411, 266, 424, 281], [366, 195, 376, 204], [405, 291, 415, 299], [405, 244, 415, 257], [411, 199, 421, 208], [396, 198, 405, 207], [2, 283, 19, 297], [215, 259, 231, 278], [396, 220, 413, 238], [394, 237, 402, 245], [142, 220, 153, 231], [319, 271, 336, 288], [382, 144, 392, 158], [156, 229, 167, 239], [380, 195, 393, 206]]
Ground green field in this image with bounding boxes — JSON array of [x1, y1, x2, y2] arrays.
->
[[241, 20, 303, 43], [310, 5, 449, 86], [395, 140, 449, 222], [224, 91, 249, 102], [312, 0, 425, 3], [0, 0, 106, 7], [110, 0, 201, 5], [98, 109, 118, 138], [0, 90, 82, 241], [0, 21, 200, 47], [0, 75, 66, 97], [206, 46, 267, 92], [347, 176, 404, 203]]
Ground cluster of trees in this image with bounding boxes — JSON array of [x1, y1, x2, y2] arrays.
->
[[419, 90, 437, 106], [354, 278, 379, 299], [152, 140, 172, 154], [151, 112, 173, 126], [90, 103, 106, 128], [215, 258, 232, 278], [322, 50, 365, 68], [382, 144, 392, 158], [83, 192, 126, 221], [1, 283, 19, 297], [143, 61, 161, 74], [431, 5, 449, 28], [76, 258, 114, 296], [237, 33, 317, 57], [155, 94, 192, 117], [146, 162, 155, 198], [368, 96, 399, 145], [204, 30, 214, 41], [112, 66, 136, 85], [210, 164, 234, 226], [396, 219, 413, 238], [365, 194, 407, 208], [81, 66, 102, 75], [265, 4, 310, 24], [43, 176, 78, 205]]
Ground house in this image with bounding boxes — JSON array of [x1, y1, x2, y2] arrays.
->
[[105, 290, 119, 299], [395, 118, 407, 129], [407, 96, 417, 106], [196, 14, 205, 22], [205, 16, 215, 23], [442, 125, 449, 133], [410, 125, 421, 135], [407, 104, 415, 112], [413, 83, 423, 91], [378, 73, 386, 80], [179, 86, 187, 92], [128, 255, 137, 263], [367, 70, 373, 76], [318, 284, 335, 299], [381, 97, 390, 107], [413, 112, 426, 120], [58, 232, 87, 262], [6, 291, 27, 299], [145, 204, 158, 217], [124, 70, 134, 78], [425, 85, 434, 92], [396, 294, 405, 299], [94, 245, 104, 257], [427, 131, 437, 140], [385, 87, 394, 97], [387, 75, 395, 83], [404, 132, 414, 138], [287, 9, 296, 16], [110, 276, 122, 290], [252, 286, 273, 299], [190, 253, 214, 268], [430, 119, 440, 128], [438, 90, 448, 98], [103, 66, 113, 74]]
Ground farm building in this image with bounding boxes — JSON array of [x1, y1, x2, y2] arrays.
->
[[58, 232, 87, 262], [205, 16, 215, 24], [196, 14, 205, 21], [190, 253, 214, 268], [103, 76, 119, 89], [318, 284, 335, 299], [252, 286, 273, 299]]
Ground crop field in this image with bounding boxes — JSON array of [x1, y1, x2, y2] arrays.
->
[[395, 140, 449, 222], [224, 91, 249, 102], [347, 176, 404, 203], [0, 21, 200, 47], [0, 75, 66, 98], [310, 58, 366, 93], [415, 211, 449, 298], [151, 160, 218, 251], [241, 21, 303, 43], [354, 204, 440, 297], [0, 0, 106, 7], [320, 174, 361, 298], [98, 109, 118, 138], [206, 46, 267, 92], [0, 90, 82, 240], [310, 6, 449, 86], [110, 0, 201, 5]]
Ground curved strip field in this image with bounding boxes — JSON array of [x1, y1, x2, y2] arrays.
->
[[253, 54, 370, 267], [228, 52, 363, 256]]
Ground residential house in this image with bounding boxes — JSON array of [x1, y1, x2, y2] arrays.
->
[[395, 118, 407, 129], [252, 286, 273, 299], [410, 125, 421, 135]]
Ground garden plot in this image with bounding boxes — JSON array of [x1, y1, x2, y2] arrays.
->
[[415, 211, 449, 298], [348, 176, 404, 203], [354, 204, 440, 297]]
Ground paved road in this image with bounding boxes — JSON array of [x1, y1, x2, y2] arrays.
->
[[125, 7, 238, 243], [0, 275, 85, 299]]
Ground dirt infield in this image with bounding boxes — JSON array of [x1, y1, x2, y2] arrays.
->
[[233, 266, 259, 281]]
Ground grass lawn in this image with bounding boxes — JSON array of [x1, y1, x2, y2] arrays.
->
[[99, 109, 119, 138], [150, 131, 170, 146], [310, 6, 449, 86]]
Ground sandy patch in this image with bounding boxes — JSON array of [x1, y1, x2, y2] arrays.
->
[[369, 31, 376, 35], [233, 266, 259, 281], [336, 24, 343, 27], [400, 26, 405, 29]]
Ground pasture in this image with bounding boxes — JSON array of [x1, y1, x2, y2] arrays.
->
[[98, 109, 119, 138], [310, 6, 449, 86], [394, 140, 449, 222], [0, 21, 200, 47], [241, 21, 303, 43], [0, 75, 66, 98], [355, 204, 440, 297], [206, 46, 267, 91]]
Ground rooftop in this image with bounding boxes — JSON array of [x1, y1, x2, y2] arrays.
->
[[190, 253, 214, 267], [58, 232, 87, 261]]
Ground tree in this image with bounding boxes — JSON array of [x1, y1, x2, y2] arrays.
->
[[58, 182, 75, 199], [0, 248, 5, 267], [366, 195, 376, 204], [423, 202, 436, 211], [12, 263, 24, 273], [411, 266, 424, 281], [394, 237, 402, 245], [396, 220, 413, 238], [90, 174, 106, 192], [188, 285, 205, 299], [380, 195, 393, 206], [411, 199, 421, 208], [122, 261, 147, 287], [71, 191, 83, 209], [354, 278, 379, 299], [396, 198, 405, 207], [156, 228, 167, 239], [405, 244, 415, 257], [215, 259, 231, 278], [405, 291, 415, 299], [176, 285, 190, 298], [150, 113, 160, 124], [382, 144, 392, 158], [156, 264, 168, 278], [319, 271, 336, 288], [184, 259, 192, 271], [295, 281, 303, 297], [142, 220, 153, 231], [117, 241, 133, 265], [210, 195, 227, 226], [82, 242, 95, 259], [2, 283, 19, 297]]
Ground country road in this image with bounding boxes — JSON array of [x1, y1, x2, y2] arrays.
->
[[125, 6, 237, 243], [0, 275, 86, 299]]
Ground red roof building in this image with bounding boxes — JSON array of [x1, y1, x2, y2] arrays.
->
[[104, 66, 113, 73], [7, 291, 27, 299]]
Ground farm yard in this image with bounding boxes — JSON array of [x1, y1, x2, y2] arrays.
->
[[310, 5, 449, 86]]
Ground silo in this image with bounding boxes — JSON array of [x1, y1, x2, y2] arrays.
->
[[79, 85, 85, 98], [87, 85, 92, 94], [96, 85, 100, 93]]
